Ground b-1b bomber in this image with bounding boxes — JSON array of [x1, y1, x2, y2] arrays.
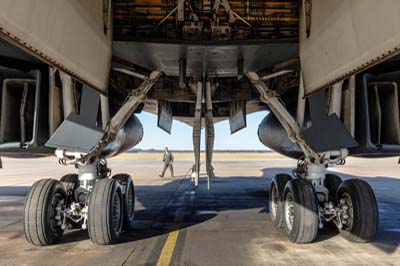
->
[[0, 0, 396, 246]]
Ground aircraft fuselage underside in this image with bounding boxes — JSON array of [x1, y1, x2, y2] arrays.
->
[[0, 0, 396, 247]]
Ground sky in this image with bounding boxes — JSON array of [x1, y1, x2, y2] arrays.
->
[[135, 111, 269, 150]]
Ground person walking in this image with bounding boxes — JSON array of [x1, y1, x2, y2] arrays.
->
[[159, 147, 174, 178]]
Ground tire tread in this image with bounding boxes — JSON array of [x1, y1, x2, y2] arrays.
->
[[283, 179, 318, 243], [24, 179, 65, 246], [338, 179, 378, 243], [269, 174, 291, 228], [88, 178, 122, 245]]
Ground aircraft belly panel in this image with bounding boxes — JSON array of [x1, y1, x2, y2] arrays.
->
[[300, 0, 400, 95], [0, 0, 112, 93], [113, 41, 298, 77]]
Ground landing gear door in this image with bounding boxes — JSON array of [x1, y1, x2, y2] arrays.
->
[[229, 101, 246, 134], [0, 0, 112, 94], [45, 85, 104, 153], [158, 101, 173, 134], [300, 0, 400, 95]]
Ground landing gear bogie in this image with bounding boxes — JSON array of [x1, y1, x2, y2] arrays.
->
[[269, 171, 378, 244], [22, 72, 159, 246], [24, 170, 137, 246], [247, 71, 378, 244]]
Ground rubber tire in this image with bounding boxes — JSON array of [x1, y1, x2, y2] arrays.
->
[[283, 179, 319, 243], [337, 179, 378, 243], [88, 178, 123, 245], [60, 174, 80, 192], [269, 174, 292, 228], [24, 179, 66, 246], [112, 174, 135, 230], [324, 174, 342, 203]]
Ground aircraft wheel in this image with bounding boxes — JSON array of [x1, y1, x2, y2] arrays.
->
[[324, 174, 342, 203], [337, 179, 378, 242], [283, 179, 319, 243], [88, 178, 123, 245], [24, 179, 66, 246], [269, 174, 292, 228], [112, 174, 135, 230]]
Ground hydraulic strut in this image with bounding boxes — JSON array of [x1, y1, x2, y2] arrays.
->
[[246, 71, 348, 191], [192, 81, 202, 186]]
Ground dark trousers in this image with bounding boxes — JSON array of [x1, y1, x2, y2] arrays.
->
[[160, 163, 174, 178]]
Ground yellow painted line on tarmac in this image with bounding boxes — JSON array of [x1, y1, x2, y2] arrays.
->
[[157, 229, 180, 266], [156, 187, 194, 266]]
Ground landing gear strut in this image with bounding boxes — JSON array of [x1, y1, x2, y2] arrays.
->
[[23, 71, 161, 245], [246, 72, 378, 243], [191, 79, 215, 189]]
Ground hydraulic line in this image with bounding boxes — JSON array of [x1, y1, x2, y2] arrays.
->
[[113, 0, 300, 39], [113, 0, 299, 21], [114, 14, 298, 22]]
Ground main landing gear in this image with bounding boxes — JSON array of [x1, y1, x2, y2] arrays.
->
[[246, 72, 378, 243], [23, 71, 161, 246], [24, 161, 136, 245], [270, 168, 378, 243]]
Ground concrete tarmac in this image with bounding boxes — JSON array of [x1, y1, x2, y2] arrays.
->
[[0, 155, 400, 265]]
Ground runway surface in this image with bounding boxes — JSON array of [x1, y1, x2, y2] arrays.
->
[[0, 155, 400, 265]]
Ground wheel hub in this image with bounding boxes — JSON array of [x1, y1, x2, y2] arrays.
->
[[270, 184, 278, 219], [126, 185, 134, 219], [285, 192, 295, 231], [112, 192, 122, 231], [49, 192, 65, 233], [339, 192, 354, 230]]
